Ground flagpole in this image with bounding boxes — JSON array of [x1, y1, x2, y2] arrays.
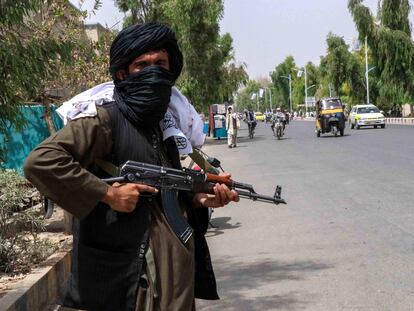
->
[[304, 65, 308, 114], [269, 89, 272, 112]]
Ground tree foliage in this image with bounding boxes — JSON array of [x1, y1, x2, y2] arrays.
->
[[0, 0, 73, 137], [318, 33, 367, 106], [270, 57, 320, 111], [235, 80, 262, 111], [319, 34, 350, 96], [0, 0, 113, 160], [114, 0, 164, 26], [270, 56, 296, 110], [348, 0, 414, 106]]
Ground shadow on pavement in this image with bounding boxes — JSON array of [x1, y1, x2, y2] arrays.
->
[[205, 216, 241, 237], [269, 136, 291, 141], [204, 134, 267, 146], [197, 257, 333, 310], [236, 135, 267, 143], [204, 138, 228, 146], [317, 134, 351, 138]]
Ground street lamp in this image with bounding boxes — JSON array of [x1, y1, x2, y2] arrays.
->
[[306, 84, 316, 92], [296, 66, 309, 113], [306, 85, 316, 111], [281, 74, 292, 112], [364, 36, 376, 105], [264, 87, 273, 112]]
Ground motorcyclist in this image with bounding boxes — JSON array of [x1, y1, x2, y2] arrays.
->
[[271, 107, 286, 135]]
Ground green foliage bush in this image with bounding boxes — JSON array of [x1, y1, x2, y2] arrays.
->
[[0, 169, 54, 274]]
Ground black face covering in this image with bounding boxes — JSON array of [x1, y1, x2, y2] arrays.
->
[[113, 66, 174, 128]]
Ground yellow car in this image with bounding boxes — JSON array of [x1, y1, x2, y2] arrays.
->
[[254, 112, 265, 122]]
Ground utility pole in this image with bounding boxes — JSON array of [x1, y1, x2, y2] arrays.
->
[[365, 36, 370, 104], [281, 74, 292, 112], [304, 65, 308, 113], [266, 88, 273, 112]]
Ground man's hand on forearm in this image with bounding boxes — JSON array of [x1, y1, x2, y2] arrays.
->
[[102, 182, 158, 213], [193, 183, 239, 208]]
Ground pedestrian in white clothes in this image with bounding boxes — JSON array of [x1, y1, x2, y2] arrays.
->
[[226, 106, 238, 148]]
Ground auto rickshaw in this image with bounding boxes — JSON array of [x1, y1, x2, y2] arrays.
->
[[315, 97, 345, 137]]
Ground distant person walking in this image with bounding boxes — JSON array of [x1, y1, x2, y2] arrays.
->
[[226, 106, 238, 148]]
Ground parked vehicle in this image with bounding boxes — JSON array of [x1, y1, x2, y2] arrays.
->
[[348, 104, 385, 129], [315, 97, 346, 137], [254, 111, 265, 122]]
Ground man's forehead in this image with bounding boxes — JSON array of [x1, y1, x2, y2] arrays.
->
[[134, 49, 169, 60]]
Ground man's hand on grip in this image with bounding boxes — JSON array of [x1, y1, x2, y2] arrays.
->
[[102, 182, 158, 213]]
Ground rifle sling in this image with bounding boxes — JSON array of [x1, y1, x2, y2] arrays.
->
[[94, 158, 119, 177], [189, 149, 218, 174]]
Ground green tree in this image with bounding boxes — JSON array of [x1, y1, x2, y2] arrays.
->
[[270, 56, 296, 110], [319, 33, 366, 106], [162, 0, 225, 111], [0, 0, 74, 155], [235, 80, 261, 111], [348, 0, 414, 107], [319, 34, 350, 96], [114, 0, 165, 26], [215, 34, 248, 103], [0, 0, 112, 161]]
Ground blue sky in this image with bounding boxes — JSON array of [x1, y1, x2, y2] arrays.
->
[[70, 0, 413, 79]]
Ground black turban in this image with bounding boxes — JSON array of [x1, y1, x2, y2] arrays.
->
[[109, 23, 183, 82]]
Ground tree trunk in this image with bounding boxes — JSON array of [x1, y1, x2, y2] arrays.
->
[[41, 95, 57, 135]]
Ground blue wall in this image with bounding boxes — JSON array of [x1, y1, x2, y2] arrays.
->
[[0, 105, 63, 173]]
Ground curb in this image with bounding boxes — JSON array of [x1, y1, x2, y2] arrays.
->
[[294, 117, 414, 125], [0, 249, 72, 311], [385, 117, 414, 125]]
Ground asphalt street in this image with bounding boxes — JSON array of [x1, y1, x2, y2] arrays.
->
[[196, 121, 414, 311]]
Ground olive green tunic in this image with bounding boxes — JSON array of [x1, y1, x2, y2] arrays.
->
[[24, 107, 196, 310]]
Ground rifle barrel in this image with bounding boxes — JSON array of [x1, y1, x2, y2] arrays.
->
[[237, 190, 286, 205]]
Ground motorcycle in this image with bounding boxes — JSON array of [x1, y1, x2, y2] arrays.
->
[[272, 117, 284, 140]]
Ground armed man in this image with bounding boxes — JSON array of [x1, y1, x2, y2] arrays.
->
[[24, 23, 239, 311]]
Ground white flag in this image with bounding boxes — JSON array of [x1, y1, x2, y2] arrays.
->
[[297, 70, 303, 78], [259, 88, 265, 98], [353, 38, 361, 51], [250, 93, 257, 100]]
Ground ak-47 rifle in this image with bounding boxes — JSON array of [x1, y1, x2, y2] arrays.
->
[[102, 160, 286, 205], [102, 160, 286, 244]]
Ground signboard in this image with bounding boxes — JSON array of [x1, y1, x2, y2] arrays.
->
[[306, 97, 316, 107]]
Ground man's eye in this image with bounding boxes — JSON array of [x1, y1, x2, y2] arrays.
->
[[135, 62, 147, 69]]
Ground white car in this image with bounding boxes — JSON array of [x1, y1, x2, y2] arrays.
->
[[349, 104, 386, 129]]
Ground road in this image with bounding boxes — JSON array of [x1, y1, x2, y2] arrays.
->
[[196, 121, 414, 311]]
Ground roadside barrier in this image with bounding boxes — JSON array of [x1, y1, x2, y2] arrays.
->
[[385, 118, 414, 125], [294, 117, 414, 125]]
